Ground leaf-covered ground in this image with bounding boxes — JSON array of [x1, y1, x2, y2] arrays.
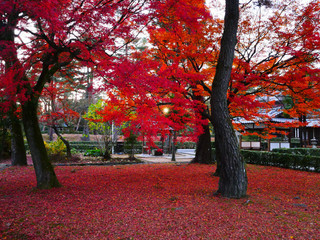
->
[[1, 164, 319, 239]]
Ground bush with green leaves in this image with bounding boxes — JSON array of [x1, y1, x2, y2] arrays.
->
[[44, 138, 66, 162], [241, 150, 320, 172], [175, 141, 196, 149], [211, 147, 319, 172], [272, 148, 320, 156], [44, 138, 66, 155], [70, 142, 101, 152], [84, 149, 103, 157], [83, 100, 113, 158]]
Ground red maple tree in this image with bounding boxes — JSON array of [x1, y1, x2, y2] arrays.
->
[[0, 0, 160, 188]]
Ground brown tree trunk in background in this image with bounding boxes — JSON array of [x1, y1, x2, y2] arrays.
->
[[1, 13, 27, 166], [191, 120, 213, 164], [303, 115, 307, 147], [191, 93, 213, 164], [52, 125, 72, 159], [103, 136, 111, 160], [9, 107, 27, 166], [299, 115, 307, 147], [48, 127, 54, 141], [210, 0, 247, 198]]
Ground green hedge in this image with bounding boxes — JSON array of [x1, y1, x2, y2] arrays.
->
[[211, 148, 319, 172], [272, 148, 320, 156], [70, 142, 101, 152], [27, 140, 198, 154], [176, 142, 197, 149], [84, 149, 103, 157], [70, 141, 102, 145], [124, 143, 143, 154], [241, 150, 320, 172], [25, 141, 102, 152]]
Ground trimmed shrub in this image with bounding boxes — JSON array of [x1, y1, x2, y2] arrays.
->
[[84, 149, 103, 157], [176, 142, 197, 149], [241, 150, 320, 172], [69, 142, 101, 152], [272, 148, 320, 157], [124, 143, 143, 154], [212, 148, 319, 172]]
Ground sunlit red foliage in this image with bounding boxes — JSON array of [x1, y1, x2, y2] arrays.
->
[[1, 164, 319, 239], [94, 0, 219, 147], [95, 50, 207, 146], [105, 0, 320, 142]]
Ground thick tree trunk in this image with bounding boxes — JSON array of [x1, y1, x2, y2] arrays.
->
[[1, 14, 27, 166], [210, 0, 247, 198], [22, 98, 60, 189], [211, 100, 247, 198], [191, 93, 213, 164], [191, 121, 213, 164], [0, 119, 10, 159], [9, 110, 27, 166]]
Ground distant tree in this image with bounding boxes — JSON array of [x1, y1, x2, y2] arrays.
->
[[83, 100, 113, 160]]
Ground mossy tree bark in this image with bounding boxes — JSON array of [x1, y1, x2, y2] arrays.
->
[[210, 0, 247, 198]]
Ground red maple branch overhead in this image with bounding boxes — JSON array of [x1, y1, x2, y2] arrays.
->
[[0, 0, 166, 188], [93, 0, 216, 145]]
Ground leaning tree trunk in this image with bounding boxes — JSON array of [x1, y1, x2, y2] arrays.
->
[[52, 126, 72, 159], [191, 121, 213, 164], [22, 97, 60, 189], [210, 0, 247, 198], [9, 108, 27, 166]]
